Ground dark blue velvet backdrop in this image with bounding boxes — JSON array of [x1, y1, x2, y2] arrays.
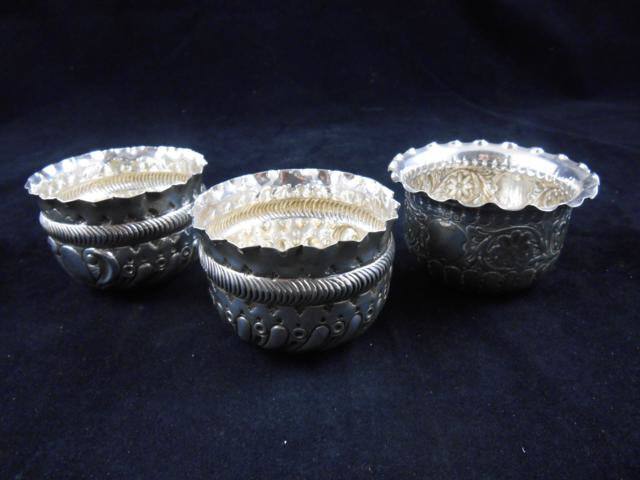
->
[[1, 1, 639, 478]]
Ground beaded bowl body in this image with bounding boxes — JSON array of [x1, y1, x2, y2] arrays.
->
[[389, 140, 599, 293], [25, 146, 207, 288], [193, 169, 399, 352]]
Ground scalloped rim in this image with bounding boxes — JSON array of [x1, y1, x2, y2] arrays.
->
[[388, 140, 600, 212], [193, 168, 399, 253], [25, 145, 207, 202]]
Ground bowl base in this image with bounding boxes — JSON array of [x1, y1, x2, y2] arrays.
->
[[208, 269, 391, 352]]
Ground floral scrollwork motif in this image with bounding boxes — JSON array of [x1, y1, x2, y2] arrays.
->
[[548, 214, 571, 253], [403, 196, 431, 261], [464, 225, 557, 272], [437, 169, 483, 204]]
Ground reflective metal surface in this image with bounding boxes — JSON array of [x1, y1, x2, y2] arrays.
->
[[389, 139, 599, 211], [193, 169, 399, 352], [389, 140, 599, 292], [26, 146, 207, 288]]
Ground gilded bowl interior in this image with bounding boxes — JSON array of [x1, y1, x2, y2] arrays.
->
[[25, 146, 207, 203], [193, 169, 399, 251], [389, 141, 599, 211]]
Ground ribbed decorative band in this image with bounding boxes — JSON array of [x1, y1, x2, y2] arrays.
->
[[199, 237, 394, 306], [208, 197, 385, 239], [40, 204, 192, 247]]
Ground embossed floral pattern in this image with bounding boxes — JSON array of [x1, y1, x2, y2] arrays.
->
[[404, 192, 572, 292], [406, 165, 576, 210], [440, 170, 480, 203], [484, 230, 544, 270]]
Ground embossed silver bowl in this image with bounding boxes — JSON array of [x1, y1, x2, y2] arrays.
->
[[389, 140, 599, 292], [193, 169, 399, 352], [25, 146, 207, 288]]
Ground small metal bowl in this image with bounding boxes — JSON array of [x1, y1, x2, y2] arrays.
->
[[192, 169, 399, 352], [389, 140, 599, 293], [25, 146, 207, 288]]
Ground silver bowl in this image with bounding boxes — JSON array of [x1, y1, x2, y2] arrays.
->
[[389, 140, 599, 293], [193, 169, 399, 352], [25, 146, 207, 288]]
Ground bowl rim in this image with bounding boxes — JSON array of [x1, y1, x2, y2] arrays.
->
[[388, 140, 600, 212], [25, 145, 207, 203], [192, 167, 399, 253]]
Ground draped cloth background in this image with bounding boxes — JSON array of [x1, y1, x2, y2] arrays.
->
[[2, 2, 638, 478]]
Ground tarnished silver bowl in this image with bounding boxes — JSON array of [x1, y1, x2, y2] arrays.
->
[[389, 140, 599, 293], [25, 146, 207, 288], [193, 169, 399, 352]]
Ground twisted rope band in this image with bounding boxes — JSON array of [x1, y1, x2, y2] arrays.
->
[[40, 204, 192, 247], [199, 236, 394, 306]]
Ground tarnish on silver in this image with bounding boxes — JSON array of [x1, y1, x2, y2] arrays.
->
[[389, 140, 599, 293], [193, 169, 399, 352], [26, 146, 207, 288]]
